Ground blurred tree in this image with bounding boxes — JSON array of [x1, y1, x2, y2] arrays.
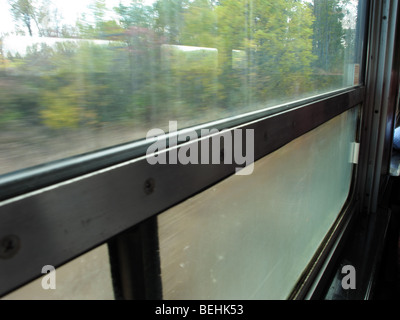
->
[[114, 0, 155, 29], [34, 0, 66, 37], [9, 0, 38, 36], [77, 0, 125, 39], [153, 0, 188, 44], [216, 0, 315, 106], [180, 0, 217, 47], [312, 0, 347, 74], [1, 0, 350, 130], [9, 0, 77, 37], [215, 0, 248, 108]]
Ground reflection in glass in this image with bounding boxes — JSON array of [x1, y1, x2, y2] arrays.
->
[[0, 0, 362, 174], [158, 107, 359, 299]]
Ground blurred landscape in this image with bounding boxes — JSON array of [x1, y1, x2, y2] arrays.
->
[[0, 0, 360, 175]]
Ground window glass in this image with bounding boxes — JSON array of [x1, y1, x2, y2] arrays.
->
[[157, 107, 359, 299], [1, 244, 114, 300], [0, 0, 362, 174]]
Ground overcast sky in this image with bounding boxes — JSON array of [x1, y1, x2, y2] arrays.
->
[[0, 0, 155, 35]]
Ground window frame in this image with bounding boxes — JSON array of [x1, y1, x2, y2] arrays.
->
[[0, 0, 377, 299]]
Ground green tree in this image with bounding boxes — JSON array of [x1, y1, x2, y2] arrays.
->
[[312, 0, 347, 73], [215, 0, 250, 108], [9, 0, 76, 37], [180, 0, 217, 47], [216, 0, 315, 106], [153, 0, 188, 44], [77, 0, 125, 39], [9, 0, 39, 36], [40, 41, 133, 127], [114, 0, 155, 30]]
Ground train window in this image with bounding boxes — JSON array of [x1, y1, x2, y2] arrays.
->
[[157, 107, 359, 299], [0, 0, 370, 301], [0, 0, 363, 175], [0, 244, 114, 300]]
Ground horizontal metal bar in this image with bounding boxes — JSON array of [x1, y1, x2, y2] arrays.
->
[[0, 87, 365, 297], [0, 87, 364, 202]]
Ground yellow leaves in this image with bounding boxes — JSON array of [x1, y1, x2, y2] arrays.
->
[[40, 85, 98, 129], [40, 105, 80, 129], [40, 88, 80, 129], [0, 55, 11, 70]]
